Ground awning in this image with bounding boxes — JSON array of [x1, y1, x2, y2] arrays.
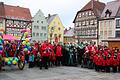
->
[[3, 34, 15, 40]]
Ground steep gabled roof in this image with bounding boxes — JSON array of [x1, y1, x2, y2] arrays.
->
[[0, 2, 32, 21], [81, 0, 105, 16], [47, 14, 57, 25], [73, 0, 105, 23], [101, 0, 120, 18]]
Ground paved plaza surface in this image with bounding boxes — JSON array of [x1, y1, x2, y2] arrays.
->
[[0, 65, 120, 80]]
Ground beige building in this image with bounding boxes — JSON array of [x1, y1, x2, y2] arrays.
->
[[64, 28, 75, 43], [73, 0, 105, 45], [99, 0, 120, 47]]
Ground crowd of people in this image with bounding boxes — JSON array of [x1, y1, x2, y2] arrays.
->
[[1, 40, 120, 73], [81, 44, 120, 73]]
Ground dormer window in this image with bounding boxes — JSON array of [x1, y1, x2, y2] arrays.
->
[[105, 9, 112, 17]]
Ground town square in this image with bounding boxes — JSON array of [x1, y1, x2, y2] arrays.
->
[[0, 0, 120, 80]]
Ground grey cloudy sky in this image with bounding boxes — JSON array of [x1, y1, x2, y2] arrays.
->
[[0, 0, 113, 28]]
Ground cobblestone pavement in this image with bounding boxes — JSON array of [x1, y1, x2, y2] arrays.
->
[[0, 65, 120, 80]]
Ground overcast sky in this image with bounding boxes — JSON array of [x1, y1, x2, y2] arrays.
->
[[0, 0, 113, 28]]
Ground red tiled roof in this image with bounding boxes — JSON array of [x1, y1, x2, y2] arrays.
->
[[0, 2, 32, 20], [80, 0, 105, 16], [73, 0, 105, 23]]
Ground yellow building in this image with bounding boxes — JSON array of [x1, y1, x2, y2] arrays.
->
[[47, 14, 64, 43]]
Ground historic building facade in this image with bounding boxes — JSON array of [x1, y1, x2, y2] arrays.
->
[[0, 2, 32, 39], [99, 0, 120, 48], [64, 28, 75, 43], [73, 0, 105, 45], [32, 10, 48, 42], [47, 14, 64, 43]]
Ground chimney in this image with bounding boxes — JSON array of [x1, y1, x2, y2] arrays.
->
[[48, 14, 51, 18], [0, 2, 4, 5], [0, 2, 5, 17]]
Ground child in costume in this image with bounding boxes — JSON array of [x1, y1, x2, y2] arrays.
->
[[29, 52, 34, 68]]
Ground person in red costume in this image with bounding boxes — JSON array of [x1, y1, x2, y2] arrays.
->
[[112, 55, 119, 73], [105, 50, 111, 72], [94, 54, 99, 71], [55, 43, 62, 66], [32, 42, 39, 66], [117, 49, 120, 72], [40, 41, 50, 69]]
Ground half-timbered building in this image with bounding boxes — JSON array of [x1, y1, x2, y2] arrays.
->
[[73, 0, 105, 45], [0, 2, 32, 39]]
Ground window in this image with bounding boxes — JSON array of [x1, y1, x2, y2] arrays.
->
[[36, 33, 39, 36], [51, 27, 54, 31], [12, 28, 14, 31], [37, 26, 39, 29], [91, 30, 94, 36], [88, 30, 90, 36], [41, 21, 43, 24], [40, 33, 43, 37], [42, 26, 46, 30], [44, 33, 46, 36], [90, 20, 94, 25], [50, 33, 52, 37], [105, 9, 112, 17], [54, 34, 57, 37], [94, 20, 97, 25], [84, 31, 86, 36], [37, 20, 39, 23], [116, 19, 120, 28], [82, 21, 85, 26], [116, 31, 120, 37], [17, 24, 20, 27], [34, 25, 37, 29], [92, 12, 94, 16], [86, 21, 89, 26], [85, 12, 88, 17], [33, 32, 35, 36], [75, 22, 79, 27], [44, 27, 46, 30], [58, 27, 61, 31], [14, 24, 16, 27], [100, 31, 103, 38], [79, 22, 81, 26], [104, 31, 107, 37], [89, 11, 92, 16], [59, 34, 61, 38], [82, 12, 85, 17], [89, 30, 92, 36], [6, 24, 9, 27], [109, 30, 112, 36]]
